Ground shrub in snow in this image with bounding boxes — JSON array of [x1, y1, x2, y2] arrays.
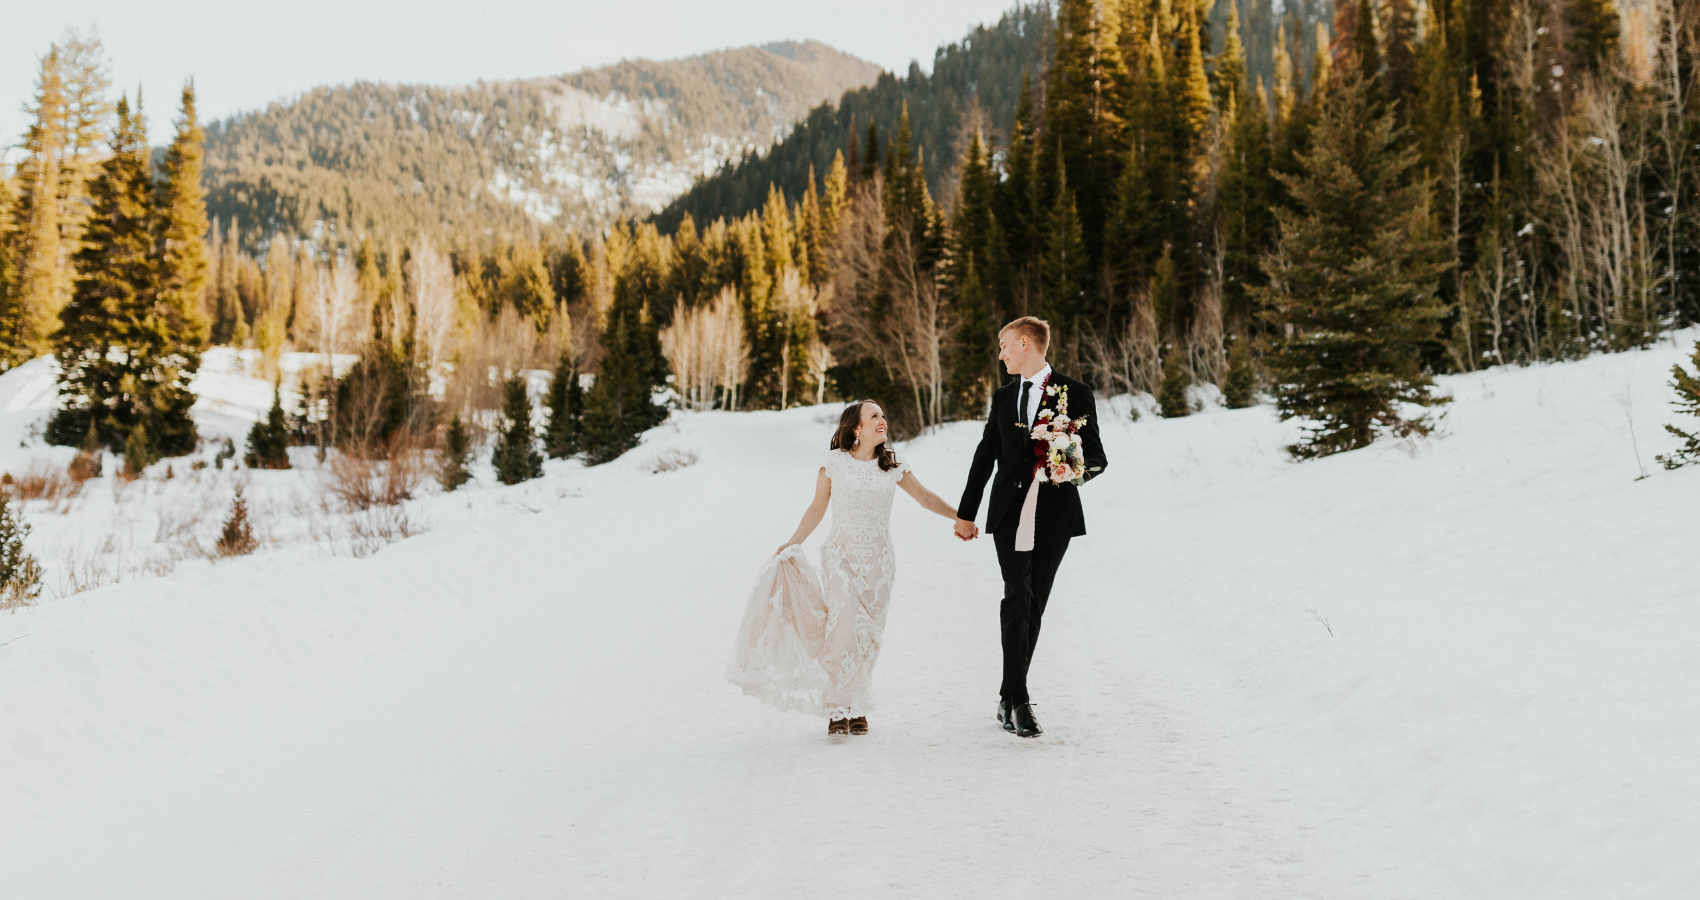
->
[[1656, 341, 1700, 470], [439, 416, 473, 491], [1223, 342, 1258, 409], [214, 438, 236, 469], [5, 459, 79, 501], [215, 488, 259, 557], [68, 450, 102, 482], [649, 448, 699, 473], [0, 487, 43, 609], [1158, 355, 1191, 419], [491, 376, 543, 485], [245, 387, 292, 470]]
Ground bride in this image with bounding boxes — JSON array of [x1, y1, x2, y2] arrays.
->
[[727, 400, 965, 735]]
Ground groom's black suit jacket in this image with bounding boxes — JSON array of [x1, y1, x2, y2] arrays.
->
[[958, 371, 1108, 537]]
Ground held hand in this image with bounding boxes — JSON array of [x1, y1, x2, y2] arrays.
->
[[776, 542, 797, 556], [953, 518, 980, 541]]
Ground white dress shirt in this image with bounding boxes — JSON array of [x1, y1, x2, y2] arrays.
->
[[1019, 364, 1052, 427]]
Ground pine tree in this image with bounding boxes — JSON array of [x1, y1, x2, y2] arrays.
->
[[949, 131, 1003, 409], [438, 414, 473, 489], [1213, 1, 1248, 108], [1254, 66, 1449, 458], [1158, 353, 1191, 417], [245, 385, 292, 469], [581, 235, 669, 463], [861, 121, 881, 183], [123, 421, 154, 476], [544, 349, 583, 458], [1045, 0, 1128, 264], [0, 487, 43, 609], [1222, 340, 1258, 408], [47, 97, 155, 450], [491, 375, 543, 484], [4, 49, 68, 365], [215, 487, 258, 557], [1041, 164, 1090, 356], [156, 83, 211, 352], [998, 72, 1043, 276], [1655, 342, 1700, 469], [822, 150, 849, 242]]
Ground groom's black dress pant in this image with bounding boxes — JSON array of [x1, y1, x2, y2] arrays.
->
[[993, 522, 1071, 705]]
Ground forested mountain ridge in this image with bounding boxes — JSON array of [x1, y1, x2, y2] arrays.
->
[[654, 5, 1053, 232], [201, 40, 880, 248], [651, 0, 1333, 230]]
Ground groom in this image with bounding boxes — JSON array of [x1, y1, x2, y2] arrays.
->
[[955, 317, 1108, 738]]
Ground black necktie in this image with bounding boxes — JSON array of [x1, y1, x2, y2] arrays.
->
[[1020, 380, 1032, 429]]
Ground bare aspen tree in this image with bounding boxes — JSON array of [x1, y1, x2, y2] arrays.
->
[[711, 286, 750, 410], [827, 186, 948, 432], [407, 239, 458, 374]]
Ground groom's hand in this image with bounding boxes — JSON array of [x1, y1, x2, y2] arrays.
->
[[953, 518, 979, 541]]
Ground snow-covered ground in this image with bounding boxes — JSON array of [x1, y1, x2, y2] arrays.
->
[[2, 335, 1697, 898]]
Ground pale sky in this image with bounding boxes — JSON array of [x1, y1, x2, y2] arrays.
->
[[2, 0, 1025, 150]]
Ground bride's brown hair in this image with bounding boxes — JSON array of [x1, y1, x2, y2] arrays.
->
[[830, 400, 900, 472]]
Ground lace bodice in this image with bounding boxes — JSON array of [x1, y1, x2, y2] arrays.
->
[[819, 449, 910, 552]]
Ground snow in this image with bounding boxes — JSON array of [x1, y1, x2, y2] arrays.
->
[[2, 334, 1698, 897]]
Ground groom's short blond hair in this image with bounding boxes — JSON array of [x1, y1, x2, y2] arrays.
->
[[999, 316, 1051, 352]]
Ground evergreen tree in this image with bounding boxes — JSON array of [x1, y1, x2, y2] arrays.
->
[[1222, 340, 1258, 408], [1041, 164, 1090, 357], [1045, 0, 1128, 266], [998, 72, 1044, 277], [1656, 342, 1700, 469], [47, 98, 160, 450], [582, 238, 669, 463], [544, 349, 583, 458], [948, 131, 1004, 408], [491, 375, 544, 484], [123, 421, 155, 476], [1218, 85, 1277, 331], [1158, 353, 1192, 418], [1254, 66, 1449, 458], [47, 87, 207, 458], [215, 487, 258, 557], [4, 49, 68, 365], [0, 487, 43, 609], [1213, 1, 1249, 109], [245, 385, 292, 469], [438, 414, 474, 489], [156, 84, 211, 351]]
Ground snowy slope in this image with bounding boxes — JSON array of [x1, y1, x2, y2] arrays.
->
[[2, 335, 1698, 898]]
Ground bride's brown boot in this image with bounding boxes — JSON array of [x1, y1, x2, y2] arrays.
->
[[848, 716, 868, 735], [828, 718, 849, 735]]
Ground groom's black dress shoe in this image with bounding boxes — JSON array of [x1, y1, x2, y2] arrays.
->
[[997, 700, 1015, 732], [1011, 703, 1042, 738]]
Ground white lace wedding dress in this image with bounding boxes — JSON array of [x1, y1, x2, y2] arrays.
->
[[727, 449, 911, 719]]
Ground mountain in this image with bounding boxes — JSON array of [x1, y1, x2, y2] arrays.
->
[[653, 4, 1052, 233], [650, 0, 1339, 232], [201, 40, 881, 247]]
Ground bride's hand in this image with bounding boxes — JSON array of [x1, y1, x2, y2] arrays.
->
[[775, 542, 797, 556]]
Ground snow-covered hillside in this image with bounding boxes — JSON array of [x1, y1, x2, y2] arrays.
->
[[2, 336, 1697, 898]]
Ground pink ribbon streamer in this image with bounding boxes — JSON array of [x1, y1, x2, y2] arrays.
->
[[1014, 465, 1043, 551]]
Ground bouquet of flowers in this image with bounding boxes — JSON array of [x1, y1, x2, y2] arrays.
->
[[1027, 383, 1093, 486]]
